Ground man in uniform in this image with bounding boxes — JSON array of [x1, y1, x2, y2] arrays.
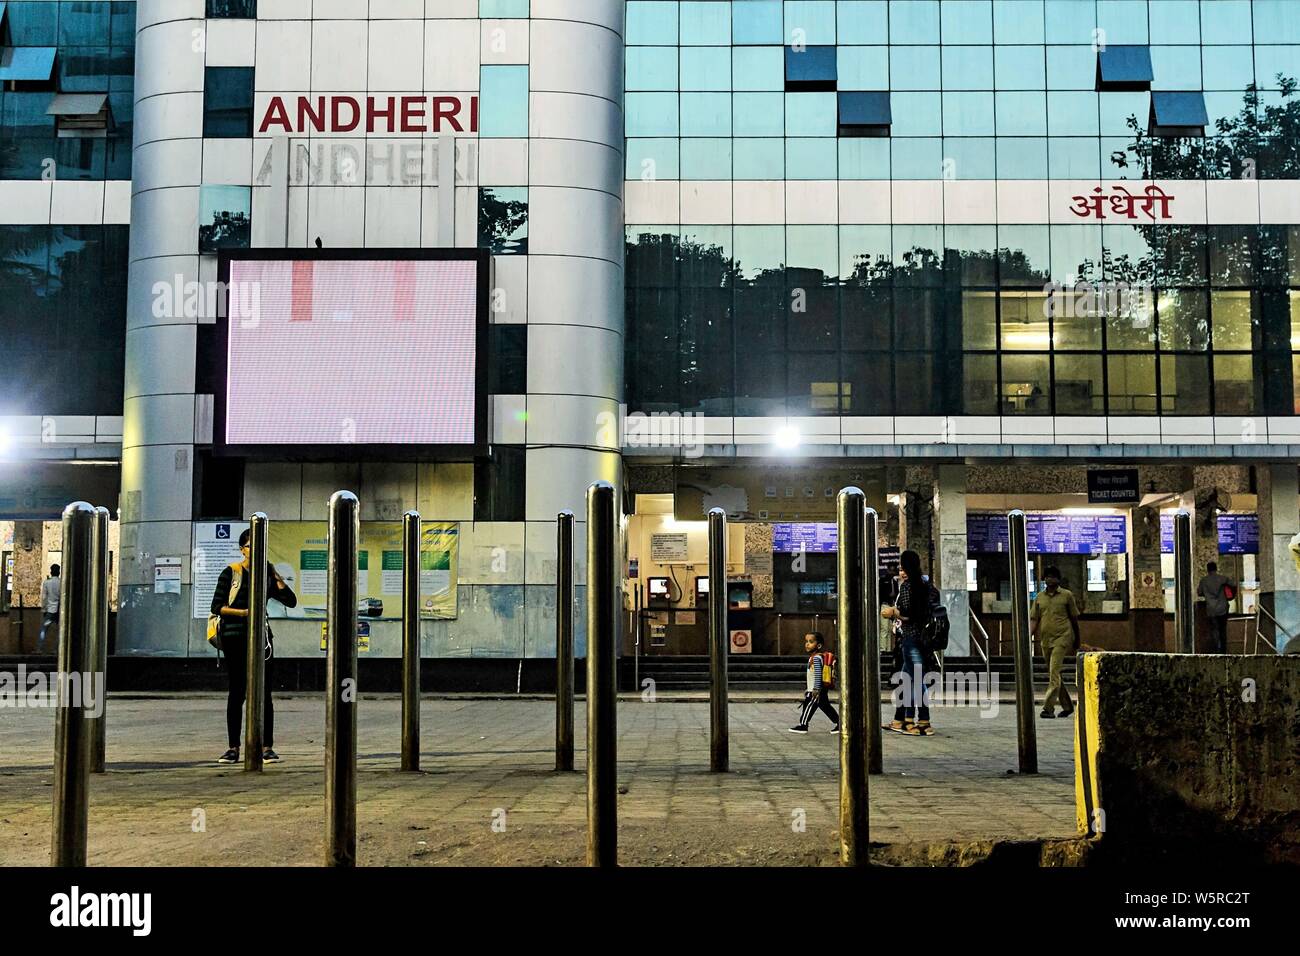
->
[[1031, 566, 1080, 718]]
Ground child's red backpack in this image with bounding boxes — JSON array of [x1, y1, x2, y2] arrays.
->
[[819, 651, 836, 688]]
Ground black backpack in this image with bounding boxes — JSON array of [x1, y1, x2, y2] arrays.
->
[[921, 583, 950, 653]]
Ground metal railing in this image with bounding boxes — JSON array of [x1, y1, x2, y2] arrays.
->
[[1251, 603, 1287, 655], [968, 608, 993, 691]]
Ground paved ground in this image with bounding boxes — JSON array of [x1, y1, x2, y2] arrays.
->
[[0, 694, 1079, 866]]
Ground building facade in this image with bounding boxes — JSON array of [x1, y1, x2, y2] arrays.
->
[[2, 0, 1299, 663]]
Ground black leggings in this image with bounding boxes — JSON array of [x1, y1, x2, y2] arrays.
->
[[799, 689, 839, 727], [223, 636, 274, 750]]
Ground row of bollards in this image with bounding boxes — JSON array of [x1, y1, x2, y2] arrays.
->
[[49, 489, 1204, 868]]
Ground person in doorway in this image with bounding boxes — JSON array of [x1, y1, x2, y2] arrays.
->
[[880, 549, 936, 736], [1197, 561, 1236, 654], [37, 564, 61, 653], [1031, 566, 1080, 718], [789, 631, 839, 734], [211, 529, 297, 764]]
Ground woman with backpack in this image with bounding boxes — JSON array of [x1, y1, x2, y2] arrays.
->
[[210, 528, 297, 764], [880, 549, 936, 736]]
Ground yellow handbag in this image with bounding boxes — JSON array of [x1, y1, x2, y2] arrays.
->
[[206, 564, 243, 651]]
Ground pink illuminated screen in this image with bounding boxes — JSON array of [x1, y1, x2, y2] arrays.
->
[[224, 259, 479, 446]]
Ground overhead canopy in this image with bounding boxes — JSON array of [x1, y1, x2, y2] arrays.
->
[[47, 93, 109, 116], [0, 46, 56, 82]]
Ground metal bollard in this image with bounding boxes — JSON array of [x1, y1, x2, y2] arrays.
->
[[244, 513, 269, 773], [837, 488, 870, 865], [325, 491, 359, 867], [401, 511, 421, 772], [555, 510, 575, 772], [1008, 510, 1038, 774], [585, 482, 618, 867], [707, 507, 729, 772], [1173, 510, 1195, 654], [89, 506, 110, 774], [864, 507, 883, 775], [51, 502, 96, 867]]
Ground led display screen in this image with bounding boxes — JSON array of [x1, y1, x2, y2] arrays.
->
[[217, 251, 488, 454]]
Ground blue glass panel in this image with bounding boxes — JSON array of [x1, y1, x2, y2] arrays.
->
[[995, 91, 1047, 134], [680, 92, 731, 135], [998, 136, 1049, 177], [993, 0, 1044, 43], [734, 46, 784, 89], [1098, 46, 1153, 85], [941, 0, 993, 43], [1249, 0, 1295, 44], [786, 137, 838, 178], [734, 0, 784, 44], [681, 137, 733, 178], [733, 137, 786, 177], [1047, 91, 1100, 135], [680, 1, 731, 45], [942, 92, 994, 135], [995, 46, 1046, 90], [626, 92, 679, 136], [680, 47, 730, 90], [479, 65, 528, 137], [784, 45, 837, 85], [836, 0, 888, 43], [1152, 91, 1209, 127], [941, 45, 993, 90], [786, 91, 838, 135], [1048, 136, 1101, 177], [1096, 0, 1148, 44], [1099, 90, 1147, 134], [1254, 47, 1300, 90], [734, 92, 786, 134], [626, 1, 678, 45], [1150, 46, 1202, 89], [480, 0, 529, 15], [889, 45, 940, 89], [839, 90, 891, 125], [837, 46, 888, 89], [839, 136, 891, 177], [1148, 0, 1200, 44], [4, 0, 57, 43], [1201, 46, 1254, 90], [785, 1, 838, 45], [891, 92, 941, 135], [625, 138, 680, 180], [0, 46, 55, 81], [942, 137, 996, 178], [60, 1, 111, 45], [891, 137, 943, 178], [627, 46, 678, 90], [1047, 46, 1096, 90], [890, 0, 940, 43], [1045, 0, 1095, 43]]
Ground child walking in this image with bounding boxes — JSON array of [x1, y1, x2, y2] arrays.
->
[[789, 632, 839, 734]]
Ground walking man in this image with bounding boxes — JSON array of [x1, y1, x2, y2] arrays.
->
[[1197, 561, 1236, 654], [1031, 566, 1080, 719], [38, 564, 60, 653]]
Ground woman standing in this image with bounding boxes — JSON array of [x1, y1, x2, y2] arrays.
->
[[211, 528, 297, 764], [880, 549, 936, 736]]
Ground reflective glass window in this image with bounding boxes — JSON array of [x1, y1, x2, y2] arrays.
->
[[59, 1, 110, 45], [942, 92, 995, 136], [961, 291, 998, 349], [992, 2, 1045, 42], [785, 45, 838, 90], [837, 46, 889, 89], [479, 65, 529, 137], [1001, 353, 1051, 413], [1211, 290, 1256, 350], [1150, 46, 1202, 90], [891, 136, 944, 178], [942, 137, 995, 178], [1054, 354, 1105, 413], [1206, 0, 1257, 44], [203, 67, 255, 138], [5, 1, 58, 43], [1107, 353, 1157, 413], [995, 91, 1047, 134], [1049, 224, 1103, 286], [962, 353, 999, 413], [785, 0, 838, 44], [733, 46, 785, 90], [999, 136, 1050, 178], [1213, 354, 1257, 413], [733, 137, 786, 178], [681, 138, 732, 179], [838, 91, 892, 134], [1047, 92, 1100, 135], [478, 187, 528, 255], [1099, 90, 1148, 135], [838, 136, 891, 177], [734, 92, 786, 135], [1201, 46, 1255, 90], [1046, 45, 1096, 90], [890, 92, 941, 135], [626, 138, 680, 180], [1044, 0, 1096, 44], [1160, 354, 1211, 414], [889, 45, 941, 88], [208, 0, 258, 14], [680, 47, 730, 90], [679, 1, 731, 45], [1098, 45, 1153, 90], [995, 45, 1047, 90], [1096, 0, 1149, 44], [786, 137, 838, 178], [890, 0, 940, 43], [480, 0, 527, 15], [1148, 1, 1200, 44], [1158, 289, 1210, 350], [626, 92, 680, 136], [680, 92, 731, 135], [942, 45, 994, 90], [627, 46, 679, 90], [836, 0, 888, 43], [786, 91, 838, 136], [1254, 48, 1300, 90], [626, 1, 678, 45], [734, 0, 784, 44], [941, 0, 993, 43]]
